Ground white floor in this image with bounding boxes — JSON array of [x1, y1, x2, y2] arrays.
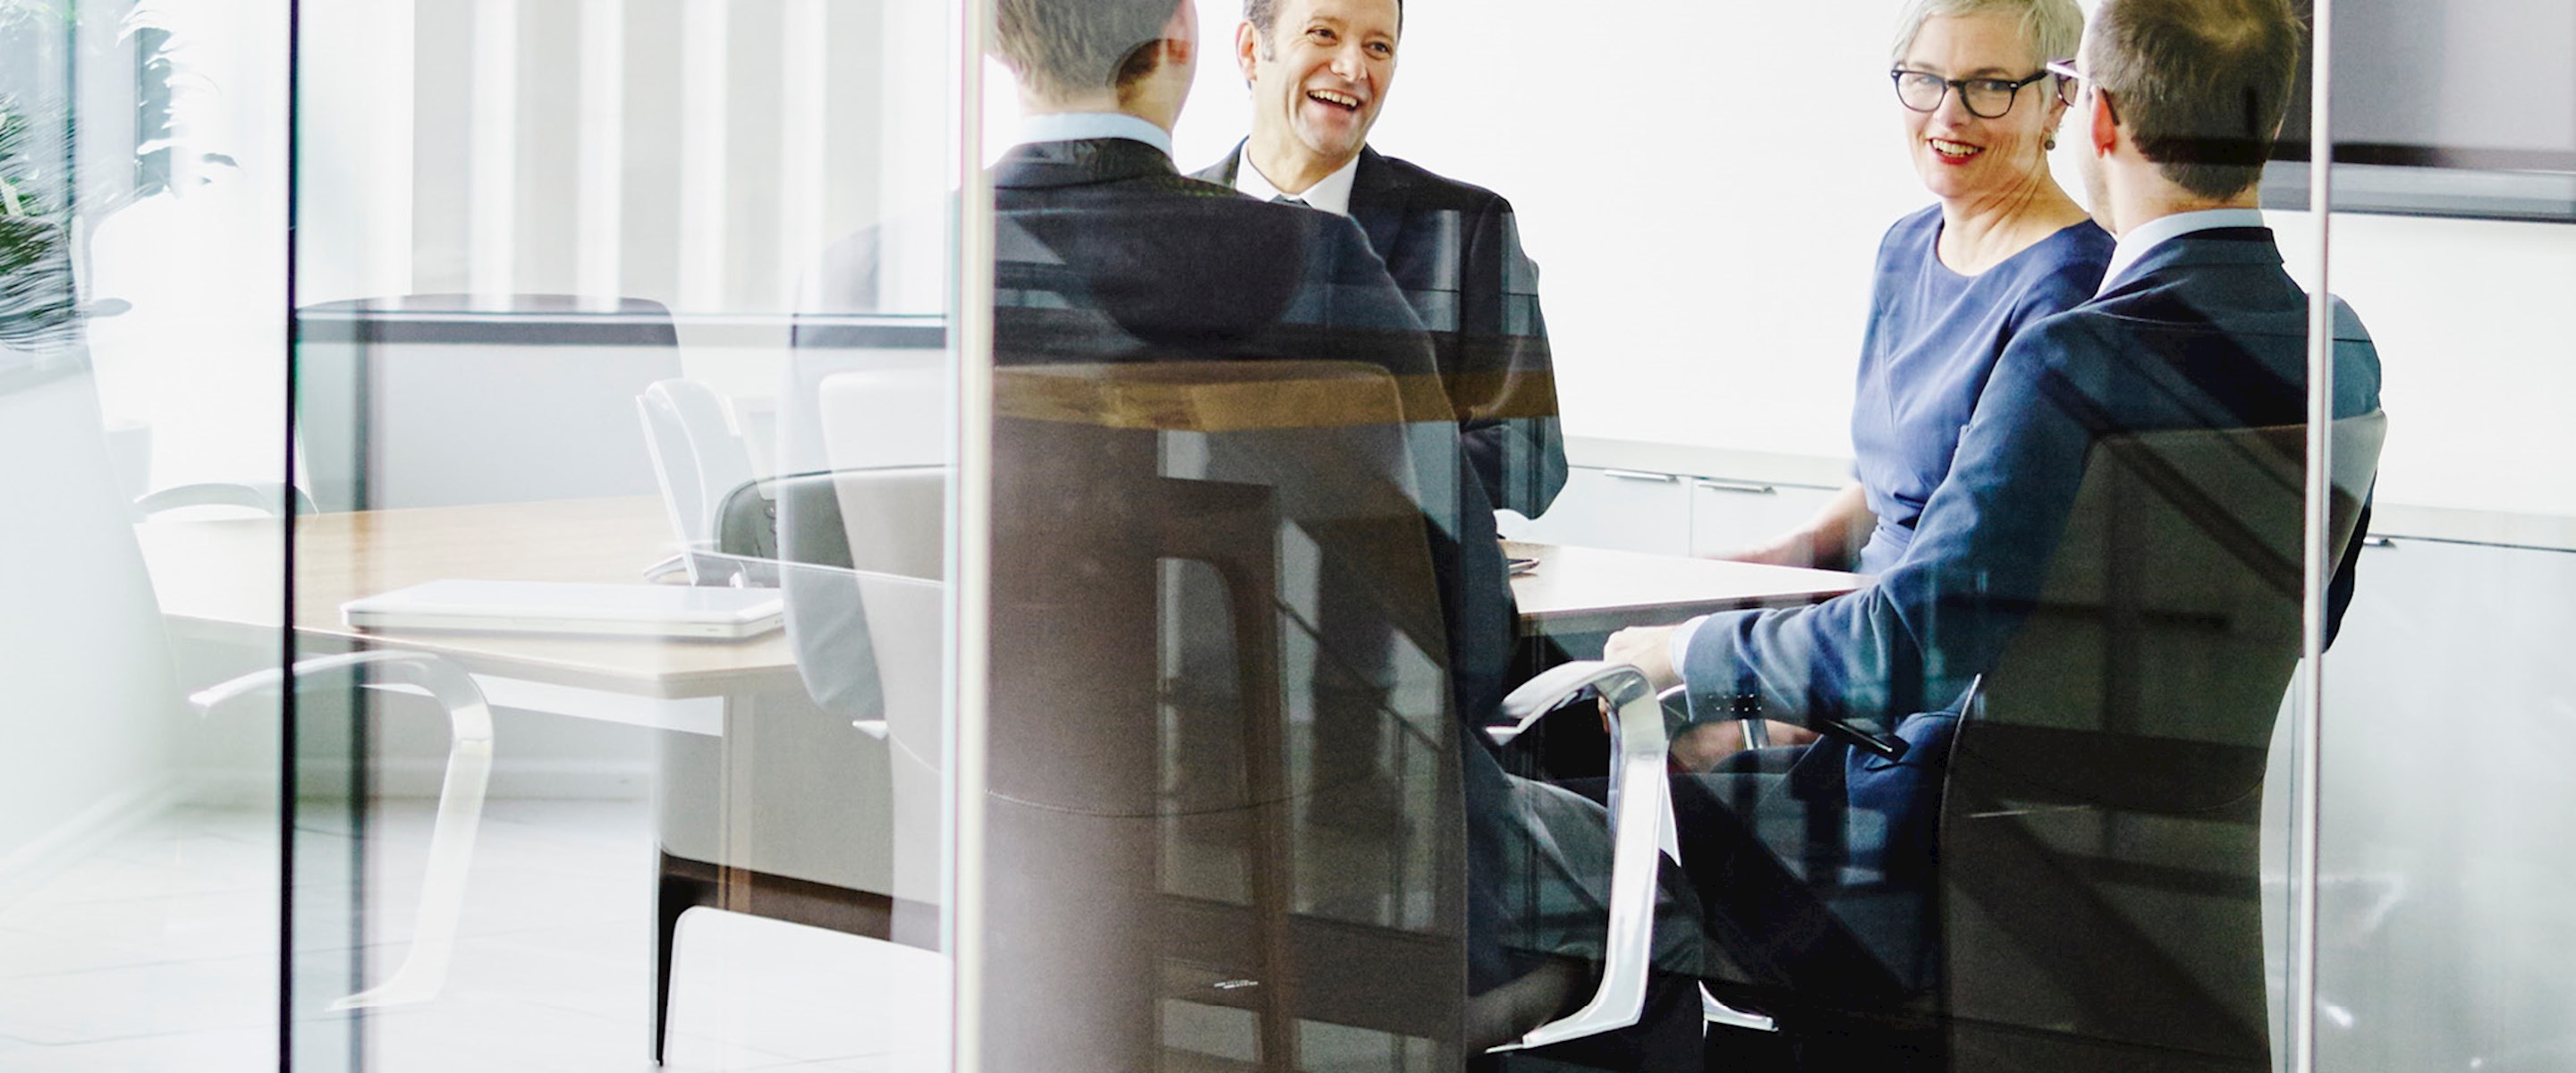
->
[[0, 798, 951, 1072]]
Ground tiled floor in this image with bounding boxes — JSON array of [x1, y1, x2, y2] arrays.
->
[[0, 798, 950, 1071]]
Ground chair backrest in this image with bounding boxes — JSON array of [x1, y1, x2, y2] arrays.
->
[[817, 365, 949, 580], [1937, 412, 2387, 1069], [982, 359, 1470, 1071], [637, 377, 755, 552]]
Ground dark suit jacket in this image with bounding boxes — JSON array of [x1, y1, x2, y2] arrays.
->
[[1196, 145, 1568, 518], [790, 136, 1594, 997], [974, 138, 1514, 722], [1678, 226, 2384, 738]]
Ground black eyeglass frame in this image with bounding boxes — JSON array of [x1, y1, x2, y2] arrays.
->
[[2042, 58, 2116, 121], [1888, 67, 2056, 119]]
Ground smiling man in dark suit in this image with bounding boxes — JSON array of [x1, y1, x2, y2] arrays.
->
[[1196, 0, 1567, 521]]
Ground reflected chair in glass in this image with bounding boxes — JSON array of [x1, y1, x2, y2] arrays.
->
[[649, 356, 950, 1062], [129, 475, 501, 1012], [0, 367, 496, 1014], [648, 463, 945, 1064], [636, 377, 758, 584], [982, 359, 1677, 1070], [190, 649, 497, 1010], [1684, 414, 2386, 1070]]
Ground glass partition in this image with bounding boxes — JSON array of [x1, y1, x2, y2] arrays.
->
[[2295, 0, 2576, 1069], [283, 0, 968, 1068], [9, 0, 2573, 1069], [1, 0, 292, 1067]]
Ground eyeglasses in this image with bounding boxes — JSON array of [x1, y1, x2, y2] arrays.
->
[[2041, 58, 2116, 120], [1890, 67, 2055, 119]]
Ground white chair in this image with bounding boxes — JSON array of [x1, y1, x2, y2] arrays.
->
[[190, 650, 496, 1010], [636, 377, 757, 584]]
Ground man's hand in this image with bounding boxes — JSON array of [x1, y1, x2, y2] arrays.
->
[[1603, 625, 1682, 693]]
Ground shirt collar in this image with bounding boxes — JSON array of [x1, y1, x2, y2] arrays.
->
[[1014, 112, 1173, 159], [1234, 149, 1362, 216], [2098, 207, 2267, 294]]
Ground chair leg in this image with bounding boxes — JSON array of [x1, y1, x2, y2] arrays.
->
[[654, 851, 709, 1065]]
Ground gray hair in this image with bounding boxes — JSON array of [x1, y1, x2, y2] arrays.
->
[[1889, 0, 2085, 68]]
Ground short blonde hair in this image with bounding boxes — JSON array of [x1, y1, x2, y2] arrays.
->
[[1890, 0, 2085, 68]]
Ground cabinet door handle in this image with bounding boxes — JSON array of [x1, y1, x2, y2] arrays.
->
[[1600, 469, 1681, 484], [1693, 477, 1778, 496]]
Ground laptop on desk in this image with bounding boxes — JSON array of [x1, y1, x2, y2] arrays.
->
[[343, 579, 784, 640]]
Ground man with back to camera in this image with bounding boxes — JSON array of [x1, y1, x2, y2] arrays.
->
[[1596, 0, 2382, 1058], [1195, 0, 1567, 521]]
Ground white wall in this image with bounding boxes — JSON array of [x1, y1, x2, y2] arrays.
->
[[0, 370, 179, 878], [1166, 0, 2576, 524], [2273, 210, 2576, 520], [1174, 0, 1936, 460]]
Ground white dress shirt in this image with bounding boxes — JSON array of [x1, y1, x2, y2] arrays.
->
[[2097, 207, 2267, 295], [1233, 151, 1362, 215], [1014, 112, 1173, 159]]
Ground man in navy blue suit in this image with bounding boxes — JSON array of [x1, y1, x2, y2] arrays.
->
[[1602, 0, 2383, 1038]]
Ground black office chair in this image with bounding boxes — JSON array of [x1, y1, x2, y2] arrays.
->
[[981, 359, 1681, 1069], [1687, 414, 2386, 1071]]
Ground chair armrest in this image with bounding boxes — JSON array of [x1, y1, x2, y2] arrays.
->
[[1658, 684, 1770, 749], [135, 481, 315, 519], [192, 651, 494, 1010], [1487, 660, 1674, 1052]]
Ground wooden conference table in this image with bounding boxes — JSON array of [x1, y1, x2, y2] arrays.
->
[[138, 496, 1861, 694]]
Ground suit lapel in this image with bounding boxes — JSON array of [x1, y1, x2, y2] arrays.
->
[[1192, 143, 1245, 188], [1191, 141, 1407, 261], [1347, 148, 1408, 259]]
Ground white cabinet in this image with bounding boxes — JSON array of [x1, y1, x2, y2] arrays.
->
[[1504, 465, 1844, 558], [1686, 478, 1843, 559], [1508, 467, 1694, 556], [2304, 536, 2576, 1072]]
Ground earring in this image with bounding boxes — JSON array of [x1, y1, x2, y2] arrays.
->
[[2045, 133, 2058, 151]]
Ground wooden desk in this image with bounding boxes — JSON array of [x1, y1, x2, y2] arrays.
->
[[1505, 539, 1861, 638], [136, 496, 799, 702], [137, 499, 1860, 681]]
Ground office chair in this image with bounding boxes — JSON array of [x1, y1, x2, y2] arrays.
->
[[1682, 414, 2386, 1071], [649, 463, 945, 1064], [0, 359, 493, 1012], [129, 475, 501, 1013], [980, 359, 1676, 1069], [649, 360, 1680, 1067], [636, 377, 758, 583], [650, 358, 950, 1062]]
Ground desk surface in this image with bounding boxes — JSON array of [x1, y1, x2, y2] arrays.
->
[[1504, 540, 1860, 637], [138, 498, 1862, 696], [137, 496, 801, 699]]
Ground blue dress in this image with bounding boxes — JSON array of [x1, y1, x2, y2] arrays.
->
[[1848, 206, 2114, 574]]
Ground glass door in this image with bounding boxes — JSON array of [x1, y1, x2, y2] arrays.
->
[[2292, 0, 2576, 1068], [284, 0, 975, 1068]]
